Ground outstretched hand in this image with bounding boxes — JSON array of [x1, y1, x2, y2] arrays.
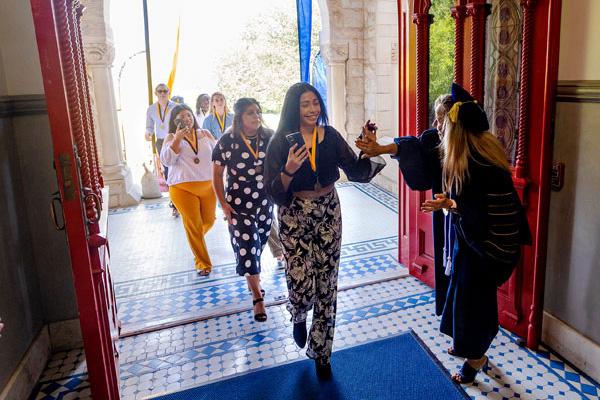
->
[[421, 193, 453, 213], [355, 120, 390, 157]]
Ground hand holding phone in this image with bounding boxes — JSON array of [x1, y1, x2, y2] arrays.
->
[[285, 131, 304, 147]]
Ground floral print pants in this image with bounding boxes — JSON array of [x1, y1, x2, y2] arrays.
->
[[278, 189, 342, 363]]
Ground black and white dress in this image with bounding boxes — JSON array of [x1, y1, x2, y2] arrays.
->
[[212, 128, 274, 276]]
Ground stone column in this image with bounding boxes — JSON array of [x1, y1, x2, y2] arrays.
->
[[322, 43, 349, 134], [81, 0, 140, 207]]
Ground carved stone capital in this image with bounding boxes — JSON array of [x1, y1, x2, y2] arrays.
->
[[321, 43, 349, 64], [84, 42, 115, 66]]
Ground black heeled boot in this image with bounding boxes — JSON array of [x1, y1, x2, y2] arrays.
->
[[315, 359, 332, 380], [293, 320, 307, 348]]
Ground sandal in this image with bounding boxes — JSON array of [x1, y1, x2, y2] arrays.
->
[[448, 347, 459, 357], [452, 356, 489, 384], [252, 297, 267, 322], [197, 269, 211, 277]]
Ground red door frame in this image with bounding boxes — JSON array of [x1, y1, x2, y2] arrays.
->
[[397, 0, 562, 348], [30, 0, 120, 397]]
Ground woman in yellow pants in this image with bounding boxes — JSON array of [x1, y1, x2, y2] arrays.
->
[[161, 104, 217, 276]]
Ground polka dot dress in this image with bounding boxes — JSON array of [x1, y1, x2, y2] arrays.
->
[[212, 129, 274, 276]]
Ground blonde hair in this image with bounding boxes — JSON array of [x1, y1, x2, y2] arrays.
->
[[441, 119, 510, 195], [210, 91, 230, 115]]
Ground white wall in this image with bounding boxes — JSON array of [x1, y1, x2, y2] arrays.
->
[[0, 0, 44, 95], [557, 0, 600, 81], [543, 0, 600, 383]]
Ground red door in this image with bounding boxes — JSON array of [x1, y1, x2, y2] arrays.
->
[[30, 0, 121, 397], [398, 0, 562, 349]]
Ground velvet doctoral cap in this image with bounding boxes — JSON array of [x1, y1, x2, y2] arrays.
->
[[448, 83, 490, 133]]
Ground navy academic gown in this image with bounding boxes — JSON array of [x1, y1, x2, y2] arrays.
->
[[392, 128, 452, 316], [439, 157, 531, 359]]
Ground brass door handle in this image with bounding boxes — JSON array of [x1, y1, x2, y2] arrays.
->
[[50, 192, 66, 231]]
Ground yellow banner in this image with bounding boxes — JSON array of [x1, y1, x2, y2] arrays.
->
[[167, 19, 180, 92]]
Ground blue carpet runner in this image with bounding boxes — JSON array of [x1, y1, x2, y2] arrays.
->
[[151, 330, 469, 400]]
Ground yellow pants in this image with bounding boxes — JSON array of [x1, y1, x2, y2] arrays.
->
[[169, 181, 216, 272]]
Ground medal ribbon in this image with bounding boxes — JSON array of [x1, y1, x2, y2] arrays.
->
[[157, 102, 169, 123], [241, 132, 259, 160], [309, 126, 317, 172], [216, 112, 226, 133], [183, 129, 198, 155]]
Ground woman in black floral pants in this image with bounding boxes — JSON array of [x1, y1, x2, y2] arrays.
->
[[264, 83, 385, 379]]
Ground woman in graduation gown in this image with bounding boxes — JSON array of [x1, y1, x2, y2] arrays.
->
[[420, 83, 531, 384], [264, 82, 385, 379], [356, 94, 455, 318]]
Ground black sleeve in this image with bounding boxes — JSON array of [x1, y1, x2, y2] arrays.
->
[[454, 165, 531, 266], [392, 129, 441, 191], [264, 134, 293, 206], [332, 127, 386, 182]]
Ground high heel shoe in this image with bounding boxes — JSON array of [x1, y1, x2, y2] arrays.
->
[[452, 356, 489, 384], [252, 297, 267, 322]]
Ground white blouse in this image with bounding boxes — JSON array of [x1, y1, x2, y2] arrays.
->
[[160, 131, 216, 186]]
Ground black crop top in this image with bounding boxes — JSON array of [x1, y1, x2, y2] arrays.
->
[[264, 125, 385, 206]]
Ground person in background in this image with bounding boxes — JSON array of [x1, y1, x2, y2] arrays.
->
[[356, 93, 455, 319], [145, 83, 178, 217], [202, 92, 233, 140], [264, 82, 386, 379], [212, 98, 273, 322], [161, 104, 217, 276], [171, 95, 185, 104], [195, 93, 210, 128], [420, 83, 531, 384], [267, 219, 285, 268]]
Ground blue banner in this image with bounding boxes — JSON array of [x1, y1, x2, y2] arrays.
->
[[312, 51, 327, 108], [296, 0, 312, 82]]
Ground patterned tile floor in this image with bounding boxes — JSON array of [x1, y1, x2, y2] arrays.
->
[[109, 183, 403, 333], [31, 183, 600, 399]]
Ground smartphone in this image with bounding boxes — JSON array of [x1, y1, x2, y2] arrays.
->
[[285, 131, 304, 147]]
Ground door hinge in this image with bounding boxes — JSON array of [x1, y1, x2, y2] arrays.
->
[[58, 153, 75, 201]]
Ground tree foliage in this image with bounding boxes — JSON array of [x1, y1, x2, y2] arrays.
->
[[429, 0, 455, 110], [216, 6, 320, 114]]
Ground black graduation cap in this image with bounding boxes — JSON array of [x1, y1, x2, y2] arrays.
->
[[449, 83, 489, 133]]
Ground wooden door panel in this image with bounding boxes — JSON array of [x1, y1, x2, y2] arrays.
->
[[30, 0, 120, 397]]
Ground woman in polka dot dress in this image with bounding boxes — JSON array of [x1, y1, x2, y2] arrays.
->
[[212, 98, 273, 322]]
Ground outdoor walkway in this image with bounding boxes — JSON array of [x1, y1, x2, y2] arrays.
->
[[31, 183, 600, 399]]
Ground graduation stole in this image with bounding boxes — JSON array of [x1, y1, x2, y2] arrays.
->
[[215, 112, 226, 133], [309, 126, 318, 172]]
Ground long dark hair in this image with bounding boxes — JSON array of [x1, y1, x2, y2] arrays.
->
[[232, 97, 264, 136], [276, 82, 328, 136], [168, 104, 199, 133], [196, 93, 209, 115]]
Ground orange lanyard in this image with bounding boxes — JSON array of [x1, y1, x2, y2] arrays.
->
[[309, 126, 317, 172], [241, 132, 259, 160]]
